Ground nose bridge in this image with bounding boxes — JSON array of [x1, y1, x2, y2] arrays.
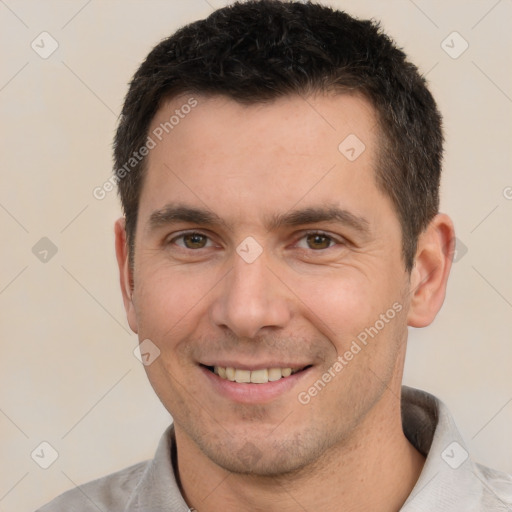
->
[[211, 251, 290, 338]]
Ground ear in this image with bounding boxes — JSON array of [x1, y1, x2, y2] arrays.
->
[[114, 217, 138, 334], [407, 213, 455, 328]]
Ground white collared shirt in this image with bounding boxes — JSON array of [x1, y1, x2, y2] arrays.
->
[[37, 387, 512, 511]]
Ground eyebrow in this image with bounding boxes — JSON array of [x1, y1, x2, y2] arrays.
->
[[266, 206, 370, 234], [147, 204, 370, 235], [147, 204, 226, 232]]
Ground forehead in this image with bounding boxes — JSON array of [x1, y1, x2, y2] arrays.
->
[[148, 91, 378, 159], [140, 92, 384, 225]]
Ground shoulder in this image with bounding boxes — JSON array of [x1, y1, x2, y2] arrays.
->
[[35, 460, 149, 512], [474, 462, 512, 510]]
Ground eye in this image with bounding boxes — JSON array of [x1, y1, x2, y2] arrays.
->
[[172, 232, 212, 249], [296, 232, 339, 250]]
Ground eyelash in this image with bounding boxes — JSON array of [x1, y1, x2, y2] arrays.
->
[[167, 230, 345, 251], [295, 230, 344, 250], [167, 231, 215, 249]]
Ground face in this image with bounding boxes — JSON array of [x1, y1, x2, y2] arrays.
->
[[120, 92, 414, 475]]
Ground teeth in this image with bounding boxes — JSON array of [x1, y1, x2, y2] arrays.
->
[[250, 369, 268, 383], [234, 369, 251, 383], [268, 367, 282, 381], [213, 366, 302, 384], [281, 368, 292, 377]]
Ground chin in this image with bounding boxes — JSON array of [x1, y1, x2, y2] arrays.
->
[[198, 432, 328, 478]]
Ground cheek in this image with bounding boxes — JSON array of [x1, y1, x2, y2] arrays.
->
[[132, 266, 215, 412], [133, 263, 215, 344], [295, 272, 406, 410], [292, 266, 405, 361], [295, 273, 380, 338]]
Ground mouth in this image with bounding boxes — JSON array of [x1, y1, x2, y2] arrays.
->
[[199, 361, 313, 404], [201, 364, 311, 383]]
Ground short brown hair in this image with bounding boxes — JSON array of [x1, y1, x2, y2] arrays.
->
[[114, 0, 443, 271]]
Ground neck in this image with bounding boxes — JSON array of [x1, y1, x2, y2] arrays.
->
[[175, 388, 425, 512]]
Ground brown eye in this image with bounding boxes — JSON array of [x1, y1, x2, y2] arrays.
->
[[306, 233, 333, 250], [182, 233, 208, 249]]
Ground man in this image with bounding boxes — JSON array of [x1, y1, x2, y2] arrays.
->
[[38, 1, 511, 510]]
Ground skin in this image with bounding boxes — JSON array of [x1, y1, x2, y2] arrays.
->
[[115, 92, 454, 511]]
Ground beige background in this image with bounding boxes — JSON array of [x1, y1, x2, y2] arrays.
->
[[0, 1, 511, 510]]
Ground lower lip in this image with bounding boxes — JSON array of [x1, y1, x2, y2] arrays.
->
[[200, 366, 312, 404]]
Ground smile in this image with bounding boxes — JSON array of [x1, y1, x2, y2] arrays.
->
[[204, 365, 309, 384]]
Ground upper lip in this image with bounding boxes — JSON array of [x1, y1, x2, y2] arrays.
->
[[200, 362, 310, 370]]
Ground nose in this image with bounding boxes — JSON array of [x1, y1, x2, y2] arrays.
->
[[210, 253, 292, 339]]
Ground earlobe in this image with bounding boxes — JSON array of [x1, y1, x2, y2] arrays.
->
[[114, 218, 138, 334], [407, 214, 455, 328]]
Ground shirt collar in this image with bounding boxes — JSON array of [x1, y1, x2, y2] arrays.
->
[[124, 386, 510, 511], [124, 424, 190, 512], [401, 386, 510, 510]]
